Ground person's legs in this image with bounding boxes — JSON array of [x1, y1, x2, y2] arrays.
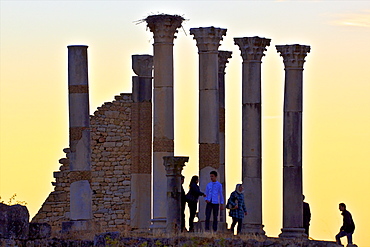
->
[[335, 231, 347, 245], [205, 203, 212, 231], [236, 218, 243, 234], [347, 232, 353, 245], [212, 204, 219, 232], [230, 217, 237, 232], [188, 202, 197, 232]]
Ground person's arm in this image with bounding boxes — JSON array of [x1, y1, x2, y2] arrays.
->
[[217, 182, 224, 209], [219, 183, 224, 205], [228, 192, 237, 207], [343, 212, 352, 231], [204, 183, 210, 202], [192, 183, 204, 196]]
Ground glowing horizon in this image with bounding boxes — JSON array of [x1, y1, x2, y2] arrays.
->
[[1, 1, 369, 246]]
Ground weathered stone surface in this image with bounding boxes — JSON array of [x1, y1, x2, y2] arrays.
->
[[163, 156, 188, 233], [276, 44, 310, 238], [0, 203, 29, 240], [0, 203, 8, 238], [145, 14, 184, 44], [199, 143, 220, 170], [67, 45, 93, 224], [28, 222, 51, 239], [234, 36, 270, 235], [146, 15, 183, 230], [93, 231, 120, 247], [32, 93, 133, 234], [191, 27, 226, 225]]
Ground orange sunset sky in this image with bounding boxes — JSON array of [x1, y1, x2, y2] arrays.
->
[[1, 0, 370, 246]]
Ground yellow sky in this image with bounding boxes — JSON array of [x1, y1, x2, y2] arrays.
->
[[1, 1, 370, 246]]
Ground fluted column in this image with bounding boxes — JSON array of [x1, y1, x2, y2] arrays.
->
[[276, 44, 310, 238], [163, 156, 189, 233], [67, 45, 92, 222], [218, 50, 232, 227], [131, 55, 153, 230], [234, 37, 270, 235], [145, 14, 184, 230], [190, 27, 227, 229]]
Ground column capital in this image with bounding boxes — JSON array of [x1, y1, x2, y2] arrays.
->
[[163, 156, 188, 176], [132, 54, 153, 77], [190, 27, 227, 52], [145, 14, 184, 43], [218, 51, 232, 74], [276, 44, 310, 69], [234, 36, 271, 62]]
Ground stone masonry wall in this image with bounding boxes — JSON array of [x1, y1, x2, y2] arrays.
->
[[32, 93, 133, 234]]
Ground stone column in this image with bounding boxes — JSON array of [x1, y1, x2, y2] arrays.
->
[[276, 44, 310, 238], [145, 14, 184, 230], [131, 55, 153, 230], [62, 45, 92, 233], [163, 156, 189, 233], [234, 37, 270, 235], [218, 50, 232, 227], [190, 27, 227, 229]]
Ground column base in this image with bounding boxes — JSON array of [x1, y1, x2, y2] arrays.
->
[[279, 228, 307, 239], [241, 223, 265, 235], [61, 220, 97, 240], [149, 218, 166, 232]]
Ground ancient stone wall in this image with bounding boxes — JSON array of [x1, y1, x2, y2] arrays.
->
[[32, 93, 133, 234]]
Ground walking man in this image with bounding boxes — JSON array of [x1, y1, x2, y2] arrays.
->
[[335, 203, 355, 245], [204, 171, 224, 232]]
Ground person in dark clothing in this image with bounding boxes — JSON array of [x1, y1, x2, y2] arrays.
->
[[303, 195, 311, 236], [181, 175, 186, 232], [186, 175, 205, 232], [227, 184, 247, 234], [335, 203, 355, 245]]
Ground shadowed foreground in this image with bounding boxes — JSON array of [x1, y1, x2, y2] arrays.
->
[[0, 232, 344, 247]]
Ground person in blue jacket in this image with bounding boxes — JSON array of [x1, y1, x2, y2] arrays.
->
[[204, 171, 224, 232]]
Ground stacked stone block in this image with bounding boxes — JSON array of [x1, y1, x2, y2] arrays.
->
[[32, 93, 133, 234], [90, 93, 132, 232]]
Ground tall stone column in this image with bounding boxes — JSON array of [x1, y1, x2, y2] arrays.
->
[[63, 45, 92, 233], [131, 55, 153, 230], [163, 156, 189, 233], [276, 44, 310, 238], [218, 50, 232, 226], [145, 14, 184, 230], [234, 37, 270, 235], [190, 27, 227, 229]]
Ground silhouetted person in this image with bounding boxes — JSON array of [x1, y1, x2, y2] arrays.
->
[[181, 175, 186, 232], [204, 171, 224, 232], [335, 203, 355, 245], [303, 195, 311, 236], [227, 184, 247, 234], [186, 175, 205, 232]]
